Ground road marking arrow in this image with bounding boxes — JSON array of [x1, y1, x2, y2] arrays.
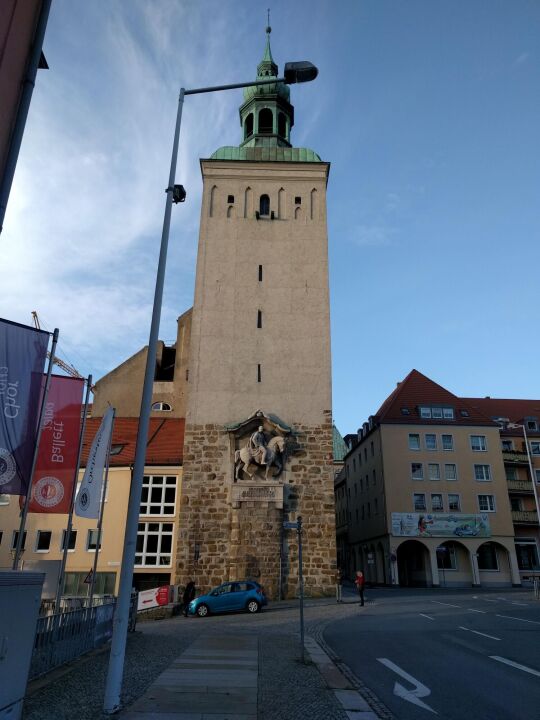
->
[[377, 658, 437, 714]]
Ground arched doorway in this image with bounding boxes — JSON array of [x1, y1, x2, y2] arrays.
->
[[397, 540, 431, 587]]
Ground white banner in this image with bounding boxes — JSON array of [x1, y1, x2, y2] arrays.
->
[[75, 406, 114, 519]]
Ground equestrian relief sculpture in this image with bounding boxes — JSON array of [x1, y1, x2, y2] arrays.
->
[[235, 426, 285, 481]]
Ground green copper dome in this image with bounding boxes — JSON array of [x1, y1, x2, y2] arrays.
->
[[243, 27, 290, 103]]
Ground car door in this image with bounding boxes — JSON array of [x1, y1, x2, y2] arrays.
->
[[212, 583, 234, 612], [229, 583, 245, 611]]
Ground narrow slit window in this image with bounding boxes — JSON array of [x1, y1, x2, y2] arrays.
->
[[258, 265, 263, 281], [257, 364, 261, 382], [257, 310, 262, 328], [259, 194, 270, 216], [227, 195, 234, 204], [295, 196, 302, 205]]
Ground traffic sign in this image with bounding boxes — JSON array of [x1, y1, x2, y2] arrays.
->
[[283, 521, 299, 530]]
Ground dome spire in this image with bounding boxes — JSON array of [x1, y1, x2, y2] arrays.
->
[[263, 9, 273, 63]]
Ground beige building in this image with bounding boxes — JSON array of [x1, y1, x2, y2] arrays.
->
[[340, 370, 521, 588], [462, 397, 540, 583], [176, 30, 336, 599], [0, 418, 184, 596]]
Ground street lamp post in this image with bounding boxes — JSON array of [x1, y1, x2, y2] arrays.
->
[[103, 61, 318, 715]]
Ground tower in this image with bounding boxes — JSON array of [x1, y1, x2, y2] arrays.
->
[[176, 27, 335, 598]]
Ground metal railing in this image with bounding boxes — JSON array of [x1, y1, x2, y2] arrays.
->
[[512, 509, 539, 524], [29, 595, 137, 680]]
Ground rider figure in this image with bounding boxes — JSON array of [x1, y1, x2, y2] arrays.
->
[[250, 425, 268, 464]]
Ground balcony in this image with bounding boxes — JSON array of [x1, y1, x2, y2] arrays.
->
[[503, 451, 530, 466], [512, 510, 539, 525], [507, 479, 534, 494]]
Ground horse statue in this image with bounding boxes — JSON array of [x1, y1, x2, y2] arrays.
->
[[234, 435, 286, 481]]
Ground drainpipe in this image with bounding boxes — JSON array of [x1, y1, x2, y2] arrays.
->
[[0, 0, 52, 234]]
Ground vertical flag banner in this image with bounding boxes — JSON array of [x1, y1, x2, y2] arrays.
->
[[29, 375, 84, 513], [75, 406, 114, 519], [0, 318, 49, 495]]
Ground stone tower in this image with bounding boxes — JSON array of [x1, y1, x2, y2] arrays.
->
[[176, 27, 336, 599]]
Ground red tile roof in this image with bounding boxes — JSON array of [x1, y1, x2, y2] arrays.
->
[[462, 397, 540, 434], [81, 417, 185, 467], [375, 369, 496, 426]]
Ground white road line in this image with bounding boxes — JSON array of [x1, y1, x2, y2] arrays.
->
[[496, 597, 508, 601], [459, 626, 501, 641], [496, 614, 540, 625], [431, 601, 461, 608], [467, 609, 486, 614], [419, 613, 435, 620], [483, 599, 498, 603], [490, 656, 540, 678], [511, 602, 528, 606]]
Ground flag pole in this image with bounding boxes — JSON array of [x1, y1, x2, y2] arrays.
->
[[55, 375, 92, 613], [13, 328, 59, 570], [89, 408, 115, 607]]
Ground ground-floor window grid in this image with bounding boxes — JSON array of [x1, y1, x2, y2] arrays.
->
[[135, 522, 173, 567]]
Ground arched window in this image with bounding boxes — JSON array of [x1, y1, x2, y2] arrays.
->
[[278, 187, 285, 219], [310, 188, 318, 220], [278, 112, 286, 137], [258, 108, 273, 134], [227, 205, 234, 218], [245, 113, 253, 139], [152, 402, 172, 412], [259, 194, 270, 216], [209, 185, 217, 217], [244, 186, 252, 218]]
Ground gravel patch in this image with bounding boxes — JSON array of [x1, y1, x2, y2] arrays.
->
[[23, 629, 194, 720]]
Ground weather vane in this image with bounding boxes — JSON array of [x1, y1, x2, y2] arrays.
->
[[267, 8, 271, 33]]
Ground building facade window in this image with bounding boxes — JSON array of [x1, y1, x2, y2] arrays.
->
[[414, 493, 426, 511], [259, 194, 270, 216], [411, 463, 424, 480], [510, 498, 522, 511], [87, 529, 102, 551], [470, 435, 487, 452], [526, 420, 538, 431], [135, 522, 173, 567], [437, 545, 457, 570], [64, 572, 115, 596], [425, 434, 437, 451], [11, 531, 26, 550], [505, 467, 517, 481], [536, 469, 540, 485], [477, 543, 499, 571], [431, 493, 444, 512], [61, 530, 77, 551], [408, 433, 420, 450], [151, 402, 172, 411], [442, 434, 454, 451], [35, 531, 52, 552], [478, 494, 496, 512], [530, 441, 540, 456], [140, 476, 177, 516], [445, 464, 457, 481], [448, 494, 461, 511], [428, 463, 440, 481], [372, 470, 376, 486], [474, 464, 492, 481], [501, 440, 513, 451]]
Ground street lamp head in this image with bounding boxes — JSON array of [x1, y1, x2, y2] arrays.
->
[[283, 61, 318, 84]]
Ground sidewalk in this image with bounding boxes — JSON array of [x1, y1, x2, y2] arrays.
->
[[120, 630, 382, 720]]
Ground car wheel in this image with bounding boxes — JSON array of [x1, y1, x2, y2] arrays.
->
[[247, 600, 260, 614], [196, 604, 209, 617]]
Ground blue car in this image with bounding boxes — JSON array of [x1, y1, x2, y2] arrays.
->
[[187, 580, 268, 617]]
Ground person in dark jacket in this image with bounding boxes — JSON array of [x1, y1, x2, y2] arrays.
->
[[182, 580, 196, 616]]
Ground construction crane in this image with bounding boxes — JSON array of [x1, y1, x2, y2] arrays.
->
[[31, 310, 85, 380]]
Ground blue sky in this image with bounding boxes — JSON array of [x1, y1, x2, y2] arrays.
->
[[3, 1, 539, 435]]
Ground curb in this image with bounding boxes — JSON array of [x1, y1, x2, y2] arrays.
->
[[305, 636, 390, 720]]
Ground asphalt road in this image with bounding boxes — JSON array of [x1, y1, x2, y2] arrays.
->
[[324, 588, 540, 720]]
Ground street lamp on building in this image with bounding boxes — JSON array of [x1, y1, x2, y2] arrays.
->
[[103, 59, 318, 715]]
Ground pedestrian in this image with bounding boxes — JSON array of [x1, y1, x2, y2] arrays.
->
[[182, 579, 196, 616], [335, 567, 343, 603], [354, 570, 365, 606]]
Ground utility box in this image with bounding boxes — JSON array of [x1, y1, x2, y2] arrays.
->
[[0, 571, 44, 720]]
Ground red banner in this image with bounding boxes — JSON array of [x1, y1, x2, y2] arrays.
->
[[29, 375, 84, 514]]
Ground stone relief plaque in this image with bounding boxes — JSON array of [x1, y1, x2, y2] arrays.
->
[[231, 483, 283, 508]]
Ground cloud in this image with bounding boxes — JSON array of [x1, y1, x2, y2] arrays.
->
[[1, 2, 244, 380], [352, 224, 396, 247], [513, 52, 530, 67]]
